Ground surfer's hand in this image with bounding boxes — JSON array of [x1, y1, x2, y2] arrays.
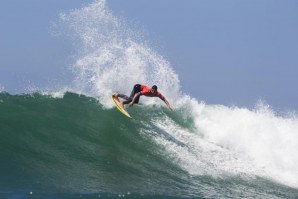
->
[[129, 102, 133, 107]]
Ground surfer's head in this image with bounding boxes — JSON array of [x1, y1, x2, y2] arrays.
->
[[152, 85, 158, 91], [151, 85, 158, 95]]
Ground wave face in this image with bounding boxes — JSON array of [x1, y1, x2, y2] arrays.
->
[[0, 92, 298, 199]]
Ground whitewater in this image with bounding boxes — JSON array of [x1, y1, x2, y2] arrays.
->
[[1, 0, 298, 198]]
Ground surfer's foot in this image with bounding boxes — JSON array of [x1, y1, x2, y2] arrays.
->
[[120, 102, 125, 109], [112, 93, 118, 98]]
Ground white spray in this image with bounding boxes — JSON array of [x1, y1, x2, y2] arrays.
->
[[0, 84, 4, 92], [57, 0, 180, 107]]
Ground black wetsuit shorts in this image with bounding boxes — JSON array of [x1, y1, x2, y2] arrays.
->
[[122, 84, 141, 104]]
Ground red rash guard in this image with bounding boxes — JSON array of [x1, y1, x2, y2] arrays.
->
[[139, 85, 165, 101]]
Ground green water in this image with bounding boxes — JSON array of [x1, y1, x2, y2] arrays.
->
[[0, 92, 297, 199]]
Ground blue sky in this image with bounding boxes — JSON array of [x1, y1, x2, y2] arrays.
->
[[0, 0, 297, 111]]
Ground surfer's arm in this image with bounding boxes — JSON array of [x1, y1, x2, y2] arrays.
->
[[163, 98, 173, 111], [129, 92, 141, 107], [158, 94, 173, 111]]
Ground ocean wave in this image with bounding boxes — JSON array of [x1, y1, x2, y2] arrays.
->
[[0, 92, 298, 198]]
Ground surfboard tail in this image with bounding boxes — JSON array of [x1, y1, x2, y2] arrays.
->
[[112, 96, 132, 118]]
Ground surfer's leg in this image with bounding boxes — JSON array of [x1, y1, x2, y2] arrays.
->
[[118, 84, 141, 107], [117, 94, 132, 109], [134, 95, 140, 104], [129, 84, 141, 98], [120, 98, 131, 110], [122, 95, 140, 105], [122, 98, 132, 105], [122, 96, 141, 107], [117, 83, 141, 100], [125, 84, 141, 105], [117, 94, 130, 101]]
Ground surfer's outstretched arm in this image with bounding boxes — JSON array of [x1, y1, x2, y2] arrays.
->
[[163, 98, 173, 111], [157, 93, 173, 111]]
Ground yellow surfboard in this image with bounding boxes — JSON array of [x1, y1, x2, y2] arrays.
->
[[112, 95, 132, 119]]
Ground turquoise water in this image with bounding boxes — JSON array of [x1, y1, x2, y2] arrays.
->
[[0, 92, 298, 199]]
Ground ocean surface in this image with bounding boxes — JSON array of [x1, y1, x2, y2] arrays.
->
[[1, 0, 298, 198], [0, 92, 298, 199]]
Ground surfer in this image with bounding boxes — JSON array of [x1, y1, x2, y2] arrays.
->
[[113, 84, 173, 111]]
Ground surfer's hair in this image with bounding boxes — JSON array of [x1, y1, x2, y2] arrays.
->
[[152, 85, 158, 91]]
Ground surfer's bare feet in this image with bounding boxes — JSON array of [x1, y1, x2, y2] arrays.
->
[[112, 93, 118, 98]]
